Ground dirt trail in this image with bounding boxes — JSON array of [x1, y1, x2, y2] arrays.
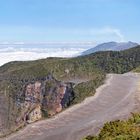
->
[[2, 73, 140, 140]]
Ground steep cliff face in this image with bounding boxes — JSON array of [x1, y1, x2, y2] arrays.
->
[[0, 74, 75, 137], [0, 46, 140, 138]]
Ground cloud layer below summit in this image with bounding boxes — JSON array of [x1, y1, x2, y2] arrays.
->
[[0, 45, 88, 66]]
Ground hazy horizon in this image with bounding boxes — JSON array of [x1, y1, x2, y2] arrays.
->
[[0, 0, 139, 65]]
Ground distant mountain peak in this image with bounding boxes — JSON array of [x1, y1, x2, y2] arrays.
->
[[82, 41, 139, 55]]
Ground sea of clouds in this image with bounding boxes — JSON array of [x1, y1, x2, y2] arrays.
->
[[0, 44, 91, 66]]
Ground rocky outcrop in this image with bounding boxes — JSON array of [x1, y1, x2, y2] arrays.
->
[[0, 74, 75, 137]]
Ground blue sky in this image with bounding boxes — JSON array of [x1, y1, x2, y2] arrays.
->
[[0, 0, 139, 43]]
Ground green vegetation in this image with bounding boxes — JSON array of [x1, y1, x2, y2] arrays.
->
[[73, 73, 105, 104], [83, 113, 140, 140], [133, 66, 140, 73], [83, 46, 140, 73], [0, 45, 140, 136], [1, 46, 140, 81]]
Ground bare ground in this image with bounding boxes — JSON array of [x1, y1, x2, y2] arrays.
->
[[2, 72, 140, 140]]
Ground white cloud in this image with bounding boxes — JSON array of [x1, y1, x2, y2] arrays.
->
[[79, 27, 125, 42], [0, 26, 125, 66], [95, 27, 125, 42], [0, 46, 87, 66], [0, 25, 125, 43], [46, 26, 125, 42]]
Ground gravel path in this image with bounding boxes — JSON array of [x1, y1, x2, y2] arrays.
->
[[2, 73, 140, 140]]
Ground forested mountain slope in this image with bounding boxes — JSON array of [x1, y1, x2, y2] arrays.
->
[[0, 45, 140, 137]]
